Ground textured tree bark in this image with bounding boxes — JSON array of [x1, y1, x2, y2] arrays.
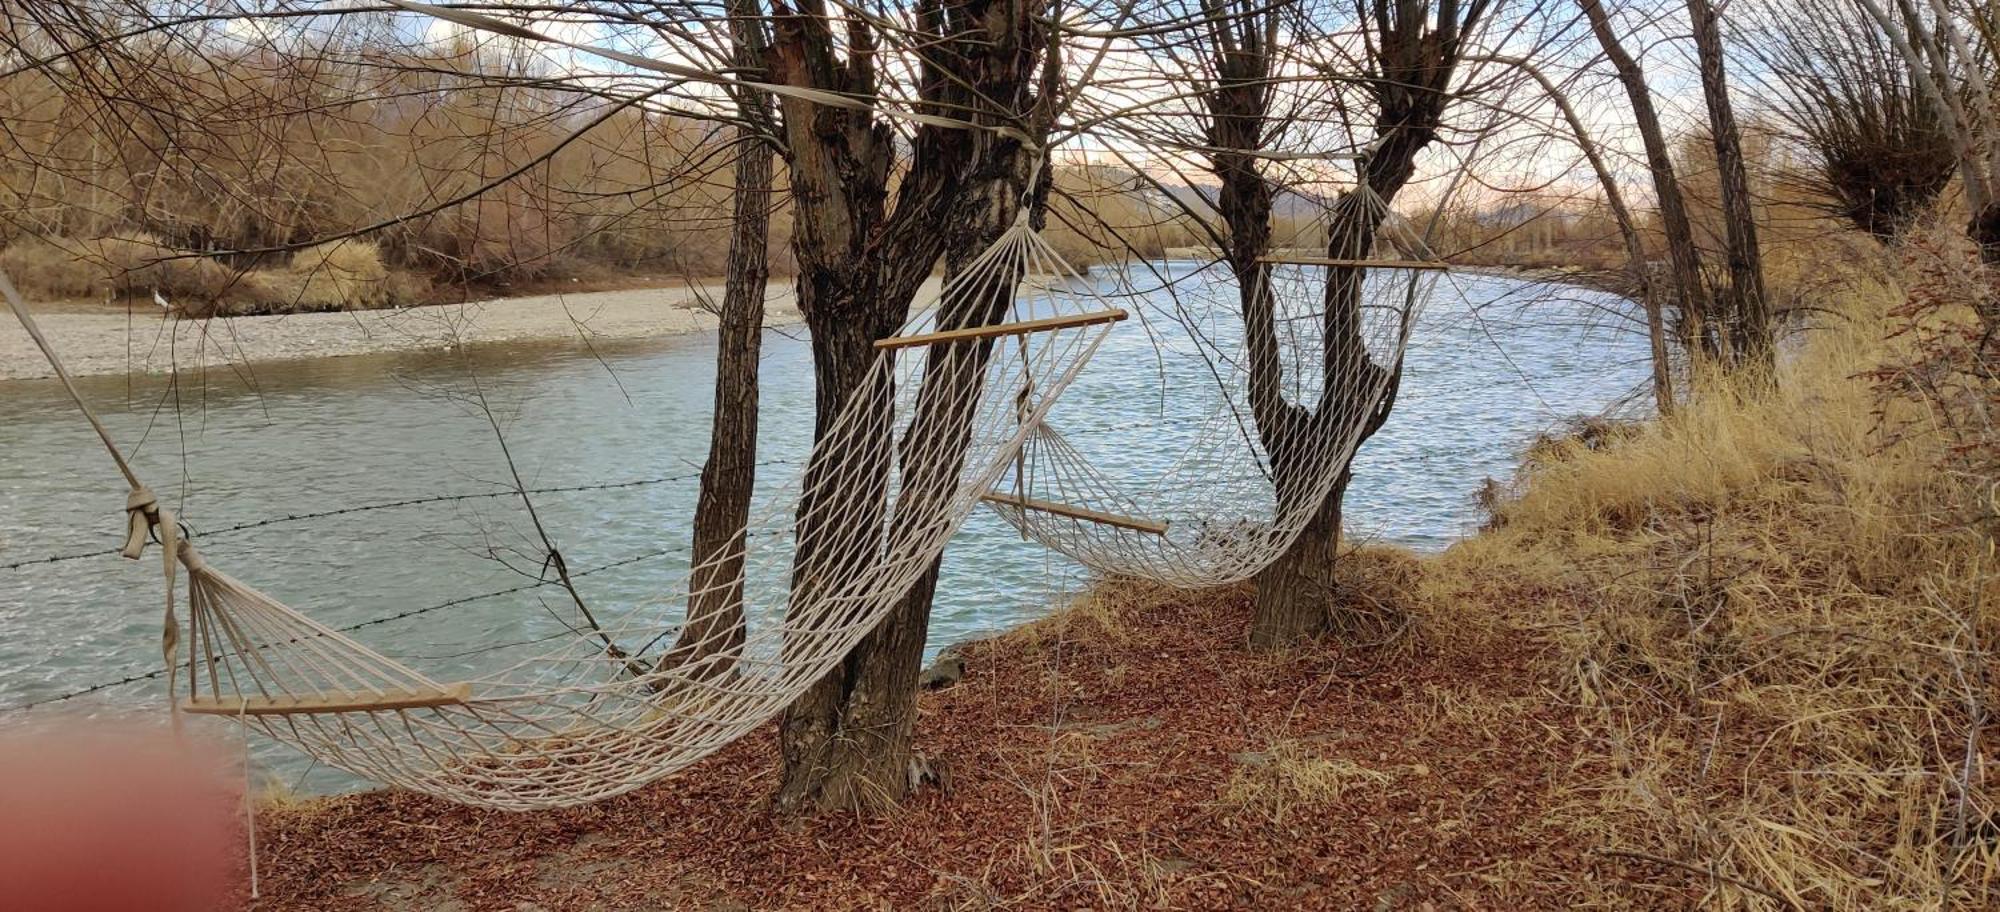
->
[[662, 0, 773, 677], [1248, 468, 1349, 646], [768, 0, 1050, 812], [776, 173, 1032, 812], [1580, 0, 1716, 362], [1247, 186, 1397, 650], [774, 261, 910, 813], [1234, 0, 1480, 650], [1686, 0, 1774, 375]]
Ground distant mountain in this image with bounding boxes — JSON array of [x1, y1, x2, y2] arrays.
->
[[1157, 181, 1340, 221]]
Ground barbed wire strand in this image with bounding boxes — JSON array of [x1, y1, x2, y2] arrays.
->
[[0, 459, 799, 571]]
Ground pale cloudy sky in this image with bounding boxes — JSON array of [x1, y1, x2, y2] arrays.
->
[[203, 0, 1726, 213]]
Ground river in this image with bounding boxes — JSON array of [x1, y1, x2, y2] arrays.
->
[[0, 263, 1650, 791]]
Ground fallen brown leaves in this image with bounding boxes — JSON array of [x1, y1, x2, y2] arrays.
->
[[245, 571, 1613, 911]]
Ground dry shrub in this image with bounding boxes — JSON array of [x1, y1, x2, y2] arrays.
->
[[0, 233, 439, 316], [0, 233, 254, 307], [0, 237, 98, 298], [1325, 543, 1424, 646], [252, 239, 405, 313], [1435, 229, 1998, 908]]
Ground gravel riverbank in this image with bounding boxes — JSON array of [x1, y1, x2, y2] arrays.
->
[[0, 278, 832, 381]]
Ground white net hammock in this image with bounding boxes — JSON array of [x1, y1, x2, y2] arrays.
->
[[983, 185, 1443, 587], [2, 217, 1128, 810]]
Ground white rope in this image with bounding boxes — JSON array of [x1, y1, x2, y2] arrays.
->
[[2, 220, 1123, 810], [5, 171, 1440, 809]]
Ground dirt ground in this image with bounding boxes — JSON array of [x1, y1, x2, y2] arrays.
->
[[243, 574, 1693, 911]]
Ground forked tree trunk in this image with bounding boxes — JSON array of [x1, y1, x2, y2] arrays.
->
[[771, 129, 932, 811], [663, 0, 773, 676], [775, 264, 909, 811], [1580, 0, 1716, 362], [1238, 0, 1478, 650], [1247, 185, 1397, 649], [779, 170, 1033, 810], [768, 0, 1049, 812], [1687, 0, 1774, 374]]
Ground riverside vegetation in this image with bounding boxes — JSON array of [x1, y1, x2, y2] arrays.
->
[[4, 3, 1996, 908], [242, 227, 1998, 908]]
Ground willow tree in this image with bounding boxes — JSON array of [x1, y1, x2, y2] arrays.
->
[[1686, 0, 1772, 372], [1199, 0, 1495, 649], [1740, 0, 1958, 240], [767, 0, 1059, 811]]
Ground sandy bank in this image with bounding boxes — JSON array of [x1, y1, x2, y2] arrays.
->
[[0, 278, 833, 381]]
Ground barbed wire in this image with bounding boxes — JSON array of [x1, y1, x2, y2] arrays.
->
[[0, 459, 799, 572], [0, 526, 793, 712]]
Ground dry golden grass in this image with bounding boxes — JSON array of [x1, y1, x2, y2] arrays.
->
[[0, 233, 432, 316], [248, 239, 429, 314], [1430, 230, 1999, 908], [0, 232, 248, 304], [1221, 739, 1396, 823]]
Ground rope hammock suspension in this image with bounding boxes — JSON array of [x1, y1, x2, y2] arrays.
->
[[981, 178, 1447, 587], [2, 216, 1125, 810]]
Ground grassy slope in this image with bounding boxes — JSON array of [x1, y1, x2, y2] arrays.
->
[[1430, 231, 1998, 908], [248, 236, 1996, 911]]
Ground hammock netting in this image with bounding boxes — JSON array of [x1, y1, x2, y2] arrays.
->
[[987, 189, 1440, 587], [4, 183, 1443, 810]]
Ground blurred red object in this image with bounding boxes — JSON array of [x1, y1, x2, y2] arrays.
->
[[0, 719, 242, 912]]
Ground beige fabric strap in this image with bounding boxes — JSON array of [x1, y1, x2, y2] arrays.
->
[[121, 488, 159, 560]]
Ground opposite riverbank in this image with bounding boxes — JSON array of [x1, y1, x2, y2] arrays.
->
[[1, 278, 837, 381]]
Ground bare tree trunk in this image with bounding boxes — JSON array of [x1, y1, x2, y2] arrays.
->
[[786, 168, 1040, 811], [1495, 54, 1675, 413], [662, 0, 772, 677], [1581, 0, 1716, 362], [1242, 0, 1485, 649], [769, 0, 1050, 813], [1687, 0, 1774, 374], [1248, 183, 1398, 649], [1249, 468, 1349, 645], [767, 10, 935, 810]]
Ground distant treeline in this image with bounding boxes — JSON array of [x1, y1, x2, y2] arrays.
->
[[0, 38, 1840, 315]]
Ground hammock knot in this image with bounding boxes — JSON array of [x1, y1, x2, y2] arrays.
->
[[120, 486, 159, 561], [176, 540, 208, 574]]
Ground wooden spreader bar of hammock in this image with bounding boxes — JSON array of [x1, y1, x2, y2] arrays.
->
[[1257, 257, 1451, 271], [876, 308, 1128, 350], [981, 491, 1169, 535], [182, 683, 473, 716]]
